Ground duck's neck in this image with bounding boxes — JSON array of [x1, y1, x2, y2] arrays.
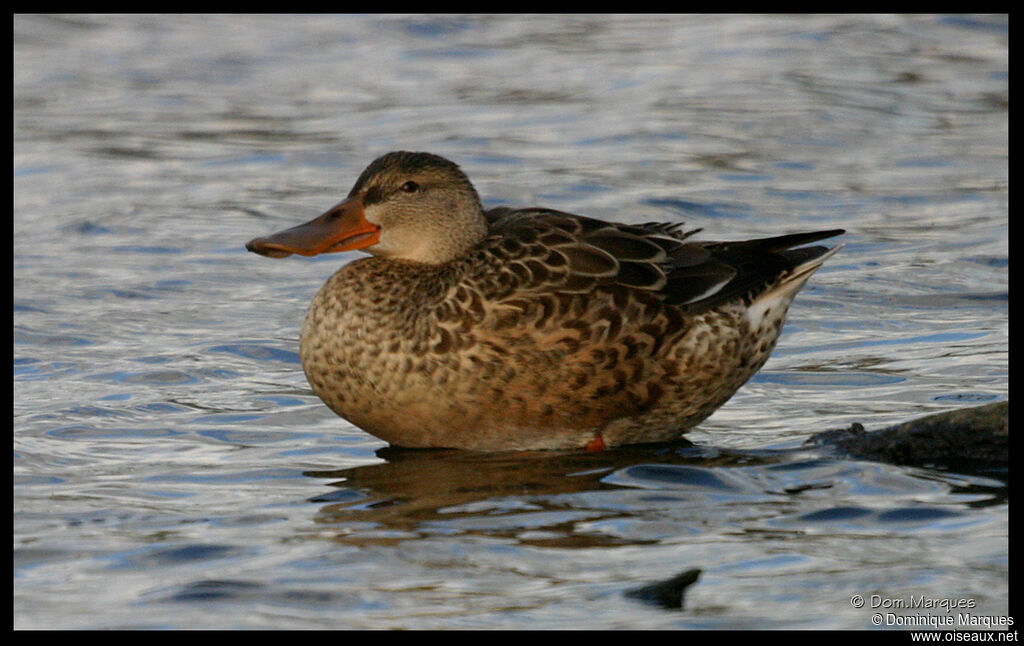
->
[[344, 255, 467, 312]]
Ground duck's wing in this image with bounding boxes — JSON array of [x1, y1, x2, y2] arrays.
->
[[480, 207, 842, 313], [481, 207, 692, 295]]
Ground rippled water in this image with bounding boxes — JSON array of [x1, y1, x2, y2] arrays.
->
[[14, 14, 1007, 629]]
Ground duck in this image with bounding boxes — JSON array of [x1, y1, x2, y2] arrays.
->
[[246, 151, 843, 451]]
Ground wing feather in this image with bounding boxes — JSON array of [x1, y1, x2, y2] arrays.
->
[[480, 206, 842, 313]]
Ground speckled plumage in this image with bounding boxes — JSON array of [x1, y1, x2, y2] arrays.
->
[[248, 151, 843, 450]]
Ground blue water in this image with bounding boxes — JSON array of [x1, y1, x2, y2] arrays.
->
[[14, 14, 1007, 629]]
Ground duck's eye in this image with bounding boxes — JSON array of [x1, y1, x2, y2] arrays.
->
[[400, 181, 420, 193]]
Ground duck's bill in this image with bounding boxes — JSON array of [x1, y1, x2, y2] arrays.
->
[[245, 194, 380, 258]]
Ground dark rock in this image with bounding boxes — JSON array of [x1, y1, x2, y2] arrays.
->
[[807, 401, 1007, 467], [624, 568, 701, 609]]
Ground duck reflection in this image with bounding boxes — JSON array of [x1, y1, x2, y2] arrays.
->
[[302, 441, 766, 547]]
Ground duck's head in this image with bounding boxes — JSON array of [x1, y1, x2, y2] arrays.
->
[[246, 151, 488, 264]]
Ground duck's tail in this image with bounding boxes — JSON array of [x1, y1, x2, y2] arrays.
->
[[664, 229, 844, 311], [743, 240, 843, 329]]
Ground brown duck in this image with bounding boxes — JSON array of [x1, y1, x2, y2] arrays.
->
[[247, 151, 843, 451]]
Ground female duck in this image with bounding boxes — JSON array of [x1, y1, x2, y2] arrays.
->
[[247, 151, 842, 451]]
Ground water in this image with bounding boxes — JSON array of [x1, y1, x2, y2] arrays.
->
[[14, 14, 1008, 629]]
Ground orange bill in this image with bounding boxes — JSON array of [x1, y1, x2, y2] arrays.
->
[[245, 194, 380, 258]]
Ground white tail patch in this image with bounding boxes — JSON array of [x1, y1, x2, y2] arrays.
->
[[744, 245, 841, 329], [745, 290, 790, 329]]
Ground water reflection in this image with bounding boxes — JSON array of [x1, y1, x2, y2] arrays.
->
[[302, 443, 1006, 548], [307, 442, 698, 546]]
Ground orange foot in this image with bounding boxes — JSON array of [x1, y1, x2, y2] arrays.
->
[[585, 435, 606, 452]]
